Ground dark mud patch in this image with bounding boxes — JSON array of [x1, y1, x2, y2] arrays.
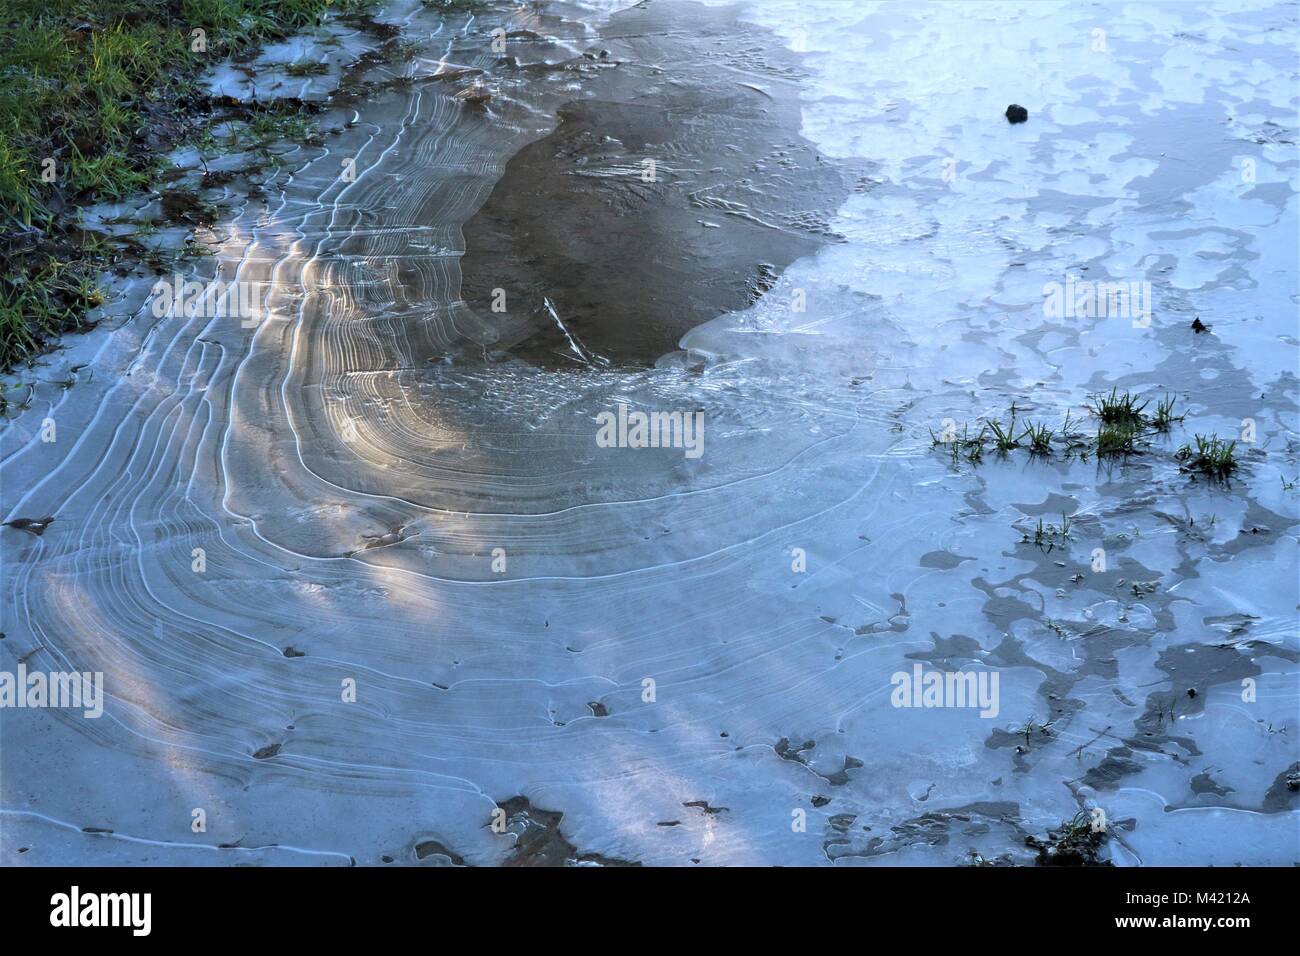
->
[[825, 802, 1028, 863], [496, 796, 639, 867], [159, 188, 217, 226], [919, 550, 976, 571], [414, 839, 466, 865], [1261, 762, 1300, 813], [458, 0, 861, 367], [1026, 812, 1113, 866], [774, 736, 863, 786], [402, 797, 640, 866], [1190, 770, 1234, 798]]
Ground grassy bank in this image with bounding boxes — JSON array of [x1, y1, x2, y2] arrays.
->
[[0, 0, 371, 371]]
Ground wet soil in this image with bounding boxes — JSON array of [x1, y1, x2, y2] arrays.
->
[[458, 0, 859, 367]]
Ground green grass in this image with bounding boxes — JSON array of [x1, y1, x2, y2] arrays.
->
[[1027, 809, 1109, 866], [284, 59, 329, 76], [961, 424, 986, 464], [1097, 421, 1138, 457], [1087, 387, 1148, 427], [0, 259, 103, 361], [1060, 809, 1096, 840], [933, 392, 1195, 470], [242, 104, 321, 150], [1088, 389, 1186, 457], [0, 0, 372, 369], [1, 6, 193, 227], [1021, 420, 1054, 455], [986, 410, 1020, 452], [1024, 512, 1071, 552], [1177, 434, 1238, 478], [1150, 392, 1184, 432], [0, 140, 43, 226]]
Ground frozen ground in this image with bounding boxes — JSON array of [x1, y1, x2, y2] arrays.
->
[[1, 0, 1297, 865]]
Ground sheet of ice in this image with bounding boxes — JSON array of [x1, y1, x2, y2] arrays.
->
[[1, 0, 1296, 866]]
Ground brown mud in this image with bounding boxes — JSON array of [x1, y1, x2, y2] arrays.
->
[[458, 0, 861, 367]]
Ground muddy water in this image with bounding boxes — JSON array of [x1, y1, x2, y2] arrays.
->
[[459, 2, 860, 366], [1, 0, 1297, 866]]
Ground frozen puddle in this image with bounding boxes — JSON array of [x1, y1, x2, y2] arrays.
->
[[1, 0, 1297, 866]]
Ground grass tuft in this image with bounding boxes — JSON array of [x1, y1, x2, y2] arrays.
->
[[1176, 434, 1238, 478], [986, 411, 1020, 453], [1087, 387, 1148, 427], [1149, 393, 1183, 432], [1097, 422, 1138, 457], [284, 59, 329, 76], [1021, 420, 1054, 455]]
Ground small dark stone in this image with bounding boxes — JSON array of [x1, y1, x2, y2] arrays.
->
[[1005, 104, 1029, 124], [1187, 688, 1197, 698], [1191, 316, 1209, 333]]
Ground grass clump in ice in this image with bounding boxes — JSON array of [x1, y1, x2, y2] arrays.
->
[[1096, 421, 1139, 458], [1026, 810, 1111, 867], [284, 59, 329, 76], [930, 422, 987, 465], [236, 102, 325, 154], [1086, 387, 1148, 427], [985, 407, 1020, 453], [1021, 420, 1054, 455], [926, 390, 1212, 478], [931, 392, 1190, 467], [1149, 392, 1184, 432], [1089, 388, 1193, 459], [1176, 434, 1238, 479], [1021, 512, 1071, 553], [1087, 388, 1189, 458]]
